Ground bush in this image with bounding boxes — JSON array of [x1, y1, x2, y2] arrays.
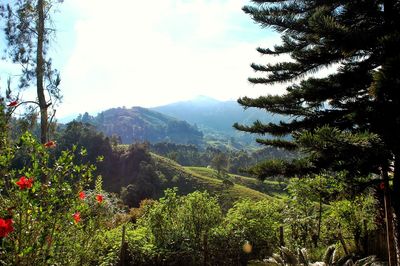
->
[[127, 189, 222, 264], [0, 132, 115, 265], [209, 198, 283, 262]]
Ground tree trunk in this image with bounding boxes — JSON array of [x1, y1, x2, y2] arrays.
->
[[392, 152, 400, 264], [36, 0, 48, 144], [316, 194, 322, 247], [382, 0, 398, 262], [381, 163, 397, 266]]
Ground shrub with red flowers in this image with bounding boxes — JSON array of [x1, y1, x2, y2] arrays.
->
[[7, 100, 18, 107], [96, 194, 103, 203], [73, 212, 81, 224], [0, 218, 13, 238], [44, 140, 56, 148], [79, 191, 86, 200], [0, 132, 117, 265], [15, 176, 34, 190]]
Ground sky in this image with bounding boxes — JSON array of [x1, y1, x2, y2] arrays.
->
[[1, 0, 286, 118]]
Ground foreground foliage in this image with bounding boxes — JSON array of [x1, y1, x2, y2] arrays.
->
[[92, 185, 379, 265], [265, 245, 385, 266], [0, 132, 116, 264]]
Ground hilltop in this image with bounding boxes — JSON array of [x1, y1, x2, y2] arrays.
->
[[75, 106, 204, 145]]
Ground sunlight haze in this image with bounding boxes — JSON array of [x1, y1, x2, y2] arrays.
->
[[1, 0, 283, 117]]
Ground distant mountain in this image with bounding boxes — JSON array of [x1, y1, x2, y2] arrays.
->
[[80, 107, 203, 145], [57, 113, 80, 124], [151, 96, 288, 146]]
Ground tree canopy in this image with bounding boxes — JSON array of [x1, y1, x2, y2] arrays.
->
[[235, 0, 400, 261]]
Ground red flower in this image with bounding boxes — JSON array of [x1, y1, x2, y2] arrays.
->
[[96, 194, 103, 203], [16, 176, 34, 190], [73, 212, 81, 224], [0, 218, 14, 238], [7, 100, 18, 107], [79, 191, 86, 200], [44, 140, 56, 148], [380, 182, 385, 190]]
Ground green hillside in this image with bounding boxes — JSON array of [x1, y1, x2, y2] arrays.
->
[[151, 153, 270, 210], [185, 166, 287, 198], [76, 107, 204, 145]]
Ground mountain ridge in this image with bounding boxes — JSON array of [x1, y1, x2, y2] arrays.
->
[[151, 96, 287, 146], [66, 96, 288, 148], [76, 106, 204, 145]]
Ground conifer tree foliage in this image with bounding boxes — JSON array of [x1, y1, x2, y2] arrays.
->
[[0, 0, 62, 143], [235, 0, 400, 259]]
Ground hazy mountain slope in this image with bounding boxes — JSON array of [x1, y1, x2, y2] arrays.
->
[[91, 107, 203, 145], [151, 96, 288, 146]]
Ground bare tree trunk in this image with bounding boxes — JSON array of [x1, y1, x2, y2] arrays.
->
[[381, 0, 399, 261], [316, 194, 322, 247], [36, 0, 48, 144], [118, 225, 126, 266], [382, 163, 397, 266], [391, 152, 400, 265]]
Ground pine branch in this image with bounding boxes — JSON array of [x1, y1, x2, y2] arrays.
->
[[233, 120, 295, 136], [256, 138, 298, 150], [246, 158, 315, 180]]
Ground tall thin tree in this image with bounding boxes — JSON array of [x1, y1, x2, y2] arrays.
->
[[1, 0, 62, 143]]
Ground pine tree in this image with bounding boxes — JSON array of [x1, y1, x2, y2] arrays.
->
[[235, 0, 400, 261], [1, 0, 62, 144]]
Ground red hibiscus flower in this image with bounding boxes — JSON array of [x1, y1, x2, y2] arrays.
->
[[73, 212, 81, 224], [7, 100, 18, 107], [96, 194, 103, 203], [380, 181, 385, 190], [16, 176, 34, 190], [0, 218, 14, 238], [79, 191, 86, 200], [44, 140, 56, 148]]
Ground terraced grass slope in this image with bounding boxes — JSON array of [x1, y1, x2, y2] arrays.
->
[[185, 166, 287, 198], [151, 153, 270, 210]]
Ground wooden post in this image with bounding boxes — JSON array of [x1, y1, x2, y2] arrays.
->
[[119, 225, 126, 266], [203, 234, 208, 266], [279, 226, 285, 247]]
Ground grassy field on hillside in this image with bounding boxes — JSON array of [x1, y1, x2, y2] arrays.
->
[[185, 166, 287, 197], [151, 153, 271, 210]]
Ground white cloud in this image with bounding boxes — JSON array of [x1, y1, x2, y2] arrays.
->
[[56, 0, 283, 117]]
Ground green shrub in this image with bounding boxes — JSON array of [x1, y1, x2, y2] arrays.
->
[[0, 132, 115, 265]]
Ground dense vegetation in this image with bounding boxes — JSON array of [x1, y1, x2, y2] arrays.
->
[[1, 0, 397, 265], [150, 142, 295, 175], [89, 178, 381, 265], [0, 113, 387, 264]]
